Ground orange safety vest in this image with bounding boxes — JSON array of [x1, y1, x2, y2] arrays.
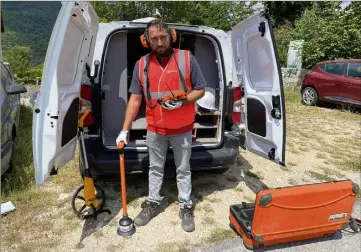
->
[[138, 49, 195, 133]]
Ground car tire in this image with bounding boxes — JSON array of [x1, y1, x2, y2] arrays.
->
[[302, 87, 319, 106]]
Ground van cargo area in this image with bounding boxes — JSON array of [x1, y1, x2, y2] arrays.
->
[[100, 29, 224, 149]]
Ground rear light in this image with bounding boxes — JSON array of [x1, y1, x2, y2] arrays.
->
[[232, 86, 242, 124], [79, 84, 94, 127]]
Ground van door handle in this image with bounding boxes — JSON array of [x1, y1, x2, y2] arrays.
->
[[345, 82, 352, 87]]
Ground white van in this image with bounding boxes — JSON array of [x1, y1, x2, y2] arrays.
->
[[32, 1, 286, 187]]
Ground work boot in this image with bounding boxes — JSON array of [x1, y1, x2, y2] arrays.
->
[[179, 204, 195, 232], [134, 200, 161, 226]]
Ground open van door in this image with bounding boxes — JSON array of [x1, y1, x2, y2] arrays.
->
[[32, 1, 99, 186], [231, 11, 286, 166]]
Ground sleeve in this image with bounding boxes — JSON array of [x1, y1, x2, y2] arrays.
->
[[189, 54, 207, 90], [128, 60, 143, 95]]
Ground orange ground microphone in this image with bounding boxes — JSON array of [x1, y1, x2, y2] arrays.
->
[[117, 141, 136, 236]]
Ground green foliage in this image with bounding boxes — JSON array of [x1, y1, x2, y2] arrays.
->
[[3, 45, 31, 81], [91, 1, 257, 31], [274, 23, 293, 67], [3, 45, 43, 85], [273, 2, 361, 69], [191, 1, 256, 31], [291, 2, 361, 69], [264, 1, 313, 28], [1, 105, 35, 195], [2, 1, 61, 66]]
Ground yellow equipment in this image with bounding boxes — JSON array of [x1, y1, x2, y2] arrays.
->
[[71, 109, 111, 220]]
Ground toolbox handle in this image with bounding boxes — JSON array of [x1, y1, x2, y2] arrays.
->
[[271, 194, 352, 210]]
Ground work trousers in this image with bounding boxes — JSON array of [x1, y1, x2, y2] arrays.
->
[[145, 130, 192, 209]]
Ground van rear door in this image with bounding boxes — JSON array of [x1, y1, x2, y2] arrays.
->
[[231, 11, 286, 165], [32, 1, 99, 186]]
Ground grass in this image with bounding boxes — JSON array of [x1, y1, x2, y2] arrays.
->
[[316, 152, 328, 160], [202, 216, 216, 226], [307, 171, 334, 182], [156, 240, 190, 252], [2, 87, 361, 250], [234, 185, 243, 192], [342, 156, 361, 172], [284, 85, 360, 122], [1, 105, 35, 195], [203, 228, 235, 245], [288, 178, 297, 185], [244, 195, 255, 203], [244, 171, 264, 180], [284, 85, 361, 173], [320, 167, 344, 178], [1, 105, 83, 250], [287, 162, 297, 167]]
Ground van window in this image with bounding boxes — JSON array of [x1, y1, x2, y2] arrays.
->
[[322, 62, 345, 76], [346, 62, 361, 78], [247, 37, 273, 89]]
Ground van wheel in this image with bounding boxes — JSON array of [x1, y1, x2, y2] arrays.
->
[[302, 87, 318, 106]]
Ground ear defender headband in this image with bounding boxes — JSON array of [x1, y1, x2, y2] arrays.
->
[[140, 25, 177, 48]]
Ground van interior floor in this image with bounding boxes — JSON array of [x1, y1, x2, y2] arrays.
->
[[101, 29, 223, 148]]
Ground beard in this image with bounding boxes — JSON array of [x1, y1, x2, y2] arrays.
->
[[151, 46, 171, 57]]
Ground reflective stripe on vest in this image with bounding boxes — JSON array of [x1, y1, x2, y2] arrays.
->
[[139, 50, 191, 107]]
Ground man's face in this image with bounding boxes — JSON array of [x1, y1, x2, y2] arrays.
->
[[148, 25, 170, 56]]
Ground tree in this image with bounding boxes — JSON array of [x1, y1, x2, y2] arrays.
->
[[2, 45, 43, 84], [190, 1, 256, 31], [92, 1, 257, 31], [274, 23, 293, 67], [3, 45, 31, 81], [290, 2, 361, 69], [264, 1, 313, 28]]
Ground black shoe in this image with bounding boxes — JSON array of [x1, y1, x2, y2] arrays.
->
[[134, 200, 161, 226], [179, 204, 195, 232]]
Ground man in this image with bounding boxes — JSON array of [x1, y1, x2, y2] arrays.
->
[[116, 19, 207, 232]]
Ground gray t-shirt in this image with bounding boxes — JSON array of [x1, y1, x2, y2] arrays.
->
[[129, 52, 207, 94]]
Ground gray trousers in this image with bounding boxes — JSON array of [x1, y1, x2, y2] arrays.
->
[[145, 130, 192, 209]]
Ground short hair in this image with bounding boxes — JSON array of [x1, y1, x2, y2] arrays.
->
[[146, 18, 169, 33]]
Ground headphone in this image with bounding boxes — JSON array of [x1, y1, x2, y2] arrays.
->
[[140, 23, 177, 48]]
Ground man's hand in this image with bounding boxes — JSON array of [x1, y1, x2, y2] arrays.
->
[[182, 88, 205, 105], [161, 100, 183, 110], [116, 131, 129, 145]]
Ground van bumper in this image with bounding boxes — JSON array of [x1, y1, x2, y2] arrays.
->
[[83, 132, 240, 177]]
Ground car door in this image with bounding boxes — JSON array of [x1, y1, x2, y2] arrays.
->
[[344, 61, 361, 106], [317, 62, 347, 101], [32, 1, 99, 187], [1, 63, 12, 145], [231, 11, 286, 166]]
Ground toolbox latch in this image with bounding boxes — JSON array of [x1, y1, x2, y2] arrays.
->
[[259, 193, 272, 207]]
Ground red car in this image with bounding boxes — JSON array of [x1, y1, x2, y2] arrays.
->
[[301, 59, 361, 108]]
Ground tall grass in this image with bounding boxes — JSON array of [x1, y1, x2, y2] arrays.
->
[[283, 84, 361, 121], [1, 105, 35, 196], [284, 84, 301, 104]]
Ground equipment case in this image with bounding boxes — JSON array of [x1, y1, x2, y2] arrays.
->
[[229, 180, 359, 249]]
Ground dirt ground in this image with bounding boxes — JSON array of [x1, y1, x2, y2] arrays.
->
[[2, 100, 360, 252]]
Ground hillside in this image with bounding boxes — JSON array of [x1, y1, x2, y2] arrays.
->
[[2, 1, 61, 66]]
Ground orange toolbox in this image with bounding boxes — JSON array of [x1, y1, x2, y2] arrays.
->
[[229, 179, 359, 250]]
